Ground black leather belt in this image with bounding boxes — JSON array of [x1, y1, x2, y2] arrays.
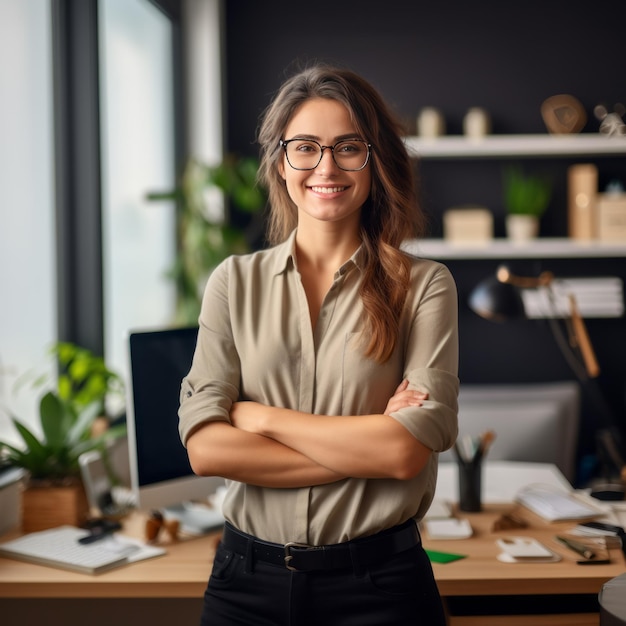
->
[[221, 519, 420, 572]]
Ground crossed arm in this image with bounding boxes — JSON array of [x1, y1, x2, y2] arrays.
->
[[186, 380, 432, 489]]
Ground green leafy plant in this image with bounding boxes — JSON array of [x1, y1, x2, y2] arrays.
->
[[18, 341, 125, 421], [53, 342, 125, 418], [0, 391, 125, 483], [147, 154, 266, 325], [503, 166, 552, 217]]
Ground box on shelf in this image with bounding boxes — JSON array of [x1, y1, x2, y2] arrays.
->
[[597, 193, 626, 241], [443, 206, 493, 244]]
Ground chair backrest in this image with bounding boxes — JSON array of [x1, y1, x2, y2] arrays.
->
[[439, 381, 580, 482]]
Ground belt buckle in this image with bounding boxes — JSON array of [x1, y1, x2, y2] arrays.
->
[[284, 541, 313, 571]]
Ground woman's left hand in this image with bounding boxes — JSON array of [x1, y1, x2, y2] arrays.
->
[[384, 379, 428, 415]]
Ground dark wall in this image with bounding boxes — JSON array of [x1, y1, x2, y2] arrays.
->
[[223, 0, 626, 482], [224, 1, 624, 151]]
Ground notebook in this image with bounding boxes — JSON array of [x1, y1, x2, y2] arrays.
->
[[0, 526, 165, 575], [515, 486, 603, 522]]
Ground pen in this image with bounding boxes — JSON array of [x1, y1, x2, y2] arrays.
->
[[78, 528, 118, 545], [556, 535, 595, 560]]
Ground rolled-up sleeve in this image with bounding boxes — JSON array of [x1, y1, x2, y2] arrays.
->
[[178, 259, 241, 446], [389, 263, 459, 452]]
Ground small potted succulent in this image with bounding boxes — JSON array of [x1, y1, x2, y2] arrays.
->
[[503, 166, 552, 242]]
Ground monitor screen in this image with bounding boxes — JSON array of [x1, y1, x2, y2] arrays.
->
[[126, 326, 223, 511]]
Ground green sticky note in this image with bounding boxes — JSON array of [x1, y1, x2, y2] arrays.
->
[[425, 549, 467, 564]]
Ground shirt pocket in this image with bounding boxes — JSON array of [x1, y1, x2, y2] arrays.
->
[[341, 332, 402, 415]]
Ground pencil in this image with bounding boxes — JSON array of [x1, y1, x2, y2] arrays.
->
[[556, 535, 595, 560]]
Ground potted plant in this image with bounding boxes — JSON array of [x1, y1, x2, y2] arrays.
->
[[0, 391, 126, 532], [147, 154, 267, 326], [503, 166, 552, 242], [0, 344, 126, 531]]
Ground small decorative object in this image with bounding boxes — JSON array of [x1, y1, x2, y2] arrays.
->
[[597, 193, 626, 241], [541, 94, 587, 134], [417, 107, 445, 138], [594, 103, 626, 136], [443, 206, 493, 244], [503, 166, 551, 243], [463, 107, 491, 139], [145, 510, 180, 544], [492, 511, 528, 532], [567, 163, 598, 240]]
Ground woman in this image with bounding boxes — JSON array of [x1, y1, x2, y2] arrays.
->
[[179, 65, 459, 625]]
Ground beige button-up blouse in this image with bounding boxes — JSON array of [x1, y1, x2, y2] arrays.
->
[[179, 230, 459, 545]]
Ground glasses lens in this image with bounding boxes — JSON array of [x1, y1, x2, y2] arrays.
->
[[332, 140, 369, 170], [284, 140, 370, 170], [285, 140, 320, 170]]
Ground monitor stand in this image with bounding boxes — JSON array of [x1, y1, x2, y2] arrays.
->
[[162, 502, 225, 535]]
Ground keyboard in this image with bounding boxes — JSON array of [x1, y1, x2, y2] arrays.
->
[[0, 526, 164, 574]]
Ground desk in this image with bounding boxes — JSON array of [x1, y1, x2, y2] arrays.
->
[[0, 514, 218, 626], [426, 503, 624, 625], [1, 465, 624, 626]]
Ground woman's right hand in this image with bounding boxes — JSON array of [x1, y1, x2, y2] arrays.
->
[[384, 379, 428, 415]]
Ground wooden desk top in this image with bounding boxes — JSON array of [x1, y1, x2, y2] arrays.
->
[[0, 513, 219, 599], [0, 505, 623, 599], [426, 503, 625, 597]]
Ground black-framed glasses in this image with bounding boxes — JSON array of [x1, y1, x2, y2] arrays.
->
[[279, 138, 372, 171]]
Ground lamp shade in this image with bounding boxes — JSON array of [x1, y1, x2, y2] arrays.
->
[[468, 276, 526, 322]]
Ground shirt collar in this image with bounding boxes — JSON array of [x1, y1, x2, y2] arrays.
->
[[269, 229, 366, 276]]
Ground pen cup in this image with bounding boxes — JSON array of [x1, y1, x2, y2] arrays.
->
[[457, 458, 482, 512]]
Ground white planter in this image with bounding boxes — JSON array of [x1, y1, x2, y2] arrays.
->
[[506, 214, 539, 243]]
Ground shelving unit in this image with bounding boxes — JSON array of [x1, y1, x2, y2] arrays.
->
[[404, 134, 626, 159], [403, 133, 626, 259], [403, 238, 626, 260]]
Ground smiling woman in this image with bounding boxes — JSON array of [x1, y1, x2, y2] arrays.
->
[[277, 98, 372, 235], [180, 65, 459, 626]]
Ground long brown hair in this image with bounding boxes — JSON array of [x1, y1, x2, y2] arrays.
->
[[257, 65, 425, 362]]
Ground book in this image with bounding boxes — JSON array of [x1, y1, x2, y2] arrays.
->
[[0, 525, 165, 575], [515, 486, 603, 522]]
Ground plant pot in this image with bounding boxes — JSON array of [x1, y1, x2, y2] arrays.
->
[[506, 214, 539, 243], [21, 478, 90, 532]]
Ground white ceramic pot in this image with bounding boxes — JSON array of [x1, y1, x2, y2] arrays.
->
[[506, 214, 539, 243]]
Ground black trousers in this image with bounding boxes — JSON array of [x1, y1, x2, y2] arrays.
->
[[199, 524, 446, 626]]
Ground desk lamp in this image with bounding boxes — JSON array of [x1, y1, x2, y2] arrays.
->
[[469, 265, 625, 497], [469, 266, 599, 380]]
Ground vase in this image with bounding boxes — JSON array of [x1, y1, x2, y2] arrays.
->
[[21, 479, 90, 532], [506, 214, 539, 243]]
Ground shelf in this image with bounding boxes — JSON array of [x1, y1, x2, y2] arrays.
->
[[402, 238, 626, 260], [404, 134, 626, 159]]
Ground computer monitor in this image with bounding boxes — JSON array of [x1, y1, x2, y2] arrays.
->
[[126, 327, 224, 516]]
